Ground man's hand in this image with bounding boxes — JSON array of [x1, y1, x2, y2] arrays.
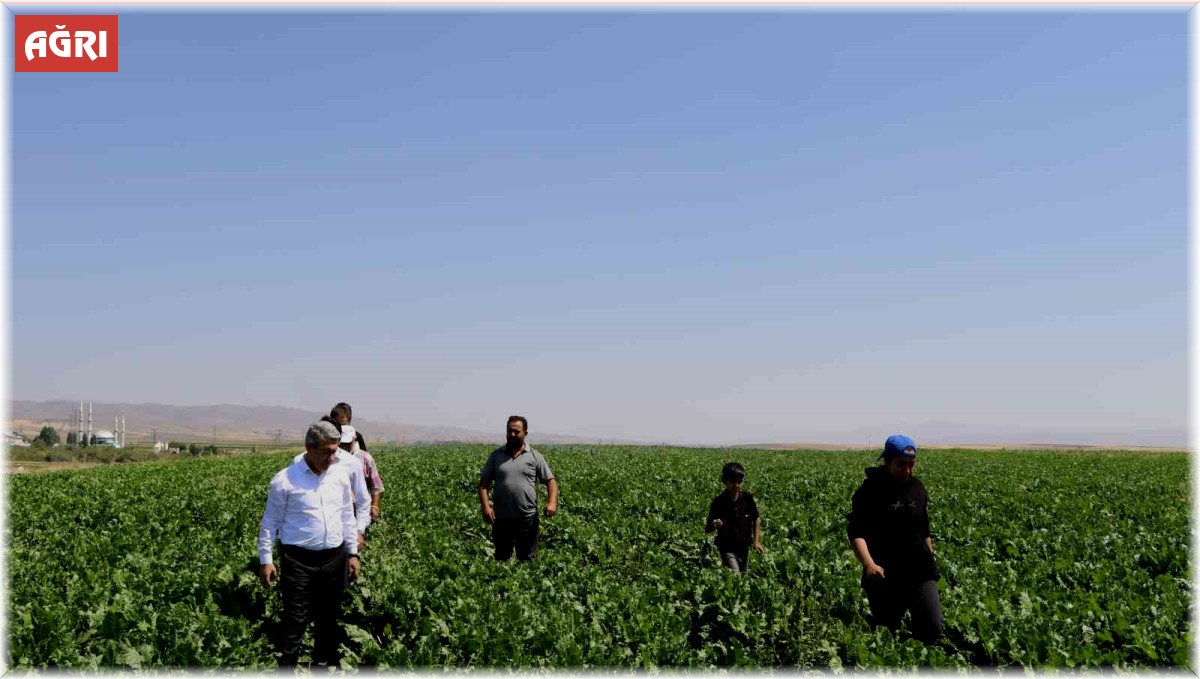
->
[[482, 505, 496, 525], [864, 562, 885, 580], [712, 519, 724, 529], [544, 502, 557, 518], [753, 541, 765, 554], [370, 505, 380, 521], [925, 537, 935, 554], [357, 532, 365, 551], [260, 564, 277, 589], [347, 556, 360, 581]]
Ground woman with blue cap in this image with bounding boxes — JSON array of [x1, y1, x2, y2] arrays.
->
[[846, 434, 944, 643]]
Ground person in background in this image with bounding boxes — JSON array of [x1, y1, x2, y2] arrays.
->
[[478, 415, 558, 561], [258, 421, 360, 668], [338, 422, 384, 522], [846, 434, 944, 644], [327, 402, 352, 433], [327, 403, 384, 522], [358, 434, 384, 521], [705, 462, 764, 574]]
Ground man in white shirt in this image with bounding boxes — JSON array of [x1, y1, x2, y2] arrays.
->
[[258, 421, 361, 668], [293, 417, 372, 550]]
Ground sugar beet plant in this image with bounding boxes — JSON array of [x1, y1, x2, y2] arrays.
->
[[7, 445, 1192, 669]]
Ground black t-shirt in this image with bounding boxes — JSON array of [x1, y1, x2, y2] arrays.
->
[[846, 466, 939, 582], [707, 491, 760, 552]]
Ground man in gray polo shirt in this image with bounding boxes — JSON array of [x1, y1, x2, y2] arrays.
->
[[478, 415, 558, 561]]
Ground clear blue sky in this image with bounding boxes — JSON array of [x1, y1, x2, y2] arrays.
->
[[10, 8, 1188, 445]]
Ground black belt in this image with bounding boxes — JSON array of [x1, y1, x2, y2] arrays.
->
[[281, 543, 345, 563]]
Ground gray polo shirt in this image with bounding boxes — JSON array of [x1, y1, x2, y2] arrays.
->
[[480, 445, 554, 519]]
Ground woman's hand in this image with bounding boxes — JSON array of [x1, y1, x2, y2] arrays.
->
[[864, 563, 885, 580]]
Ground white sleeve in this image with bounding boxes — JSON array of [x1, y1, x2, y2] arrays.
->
[[350, 461, 371, 533], [258, 474, 286, 565], [342, 475, 358, 556]]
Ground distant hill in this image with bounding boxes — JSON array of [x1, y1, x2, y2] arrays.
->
[[7, 400, 596, 446], [7, 401, 1184, 450], [732, 420, 1187, 451], [733, 441, 1186, 452]]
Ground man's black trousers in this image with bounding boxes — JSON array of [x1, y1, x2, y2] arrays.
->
[[492, 515, 539, 561], [277, 544, 347, 667], [862, 576, 944, 644]]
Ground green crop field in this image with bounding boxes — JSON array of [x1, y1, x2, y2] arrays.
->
[[7, 445, 1193, 669]]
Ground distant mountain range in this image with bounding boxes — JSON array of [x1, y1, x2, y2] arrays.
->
[[7, 401, 1186, 450], [891, 420, 1187, 450], [739, 421, 1187, 451], [7, 400, 596, 446]]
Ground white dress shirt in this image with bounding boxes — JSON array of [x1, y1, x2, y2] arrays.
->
[[258, 456, 358, 565], [293, 450, 372, 534]]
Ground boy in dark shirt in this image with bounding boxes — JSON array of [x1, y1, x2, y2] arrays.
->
[[705, 462, 764, 574]]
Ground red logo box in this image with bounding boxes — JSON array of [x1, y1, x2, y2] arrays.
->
[[16, 15, 118, 72]]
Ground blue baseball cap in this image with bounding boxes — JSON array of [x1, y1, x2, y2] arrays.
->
[[882, 434, 918, 459]]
